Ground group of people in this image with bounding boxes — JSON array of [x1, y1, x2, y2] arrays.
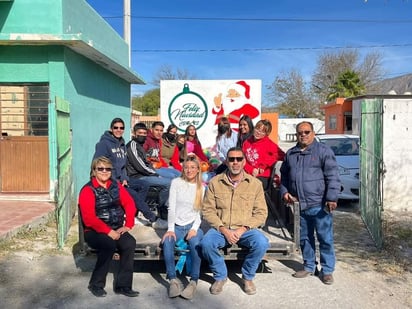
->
[[78, 117, 341, 300]]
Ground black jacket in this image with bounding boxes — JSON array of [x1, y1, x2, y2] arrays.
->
[[126, 138, 158, 178]]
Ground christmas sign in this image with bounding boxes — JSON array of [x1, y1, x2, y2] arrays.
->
[[161, 79, 261, 148]]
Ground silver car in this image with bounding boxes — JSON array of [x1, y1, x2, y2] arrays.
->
[[315, 134, 360, 200]]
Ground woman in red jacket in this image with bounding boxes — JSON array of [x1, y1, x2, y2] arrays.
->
[[170, 125, 208, 171], [79, 156, 138, 298], [242, 119, 285, 189]]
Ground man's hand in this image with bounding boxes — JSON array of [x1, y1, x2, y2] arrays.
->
[[121, 180, 128, 187], [325, 201, 338, 212], [283, 193, 298, 204], [219, 226, 247, 245]]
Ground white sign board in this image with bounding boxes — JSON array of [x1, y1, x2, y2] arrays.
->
[[160, 80, 262, 148]]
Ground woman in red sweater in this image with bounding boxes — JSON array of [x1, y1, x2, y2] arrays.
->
[[242, 119, 285, 189], [170, 125, 208, 171]]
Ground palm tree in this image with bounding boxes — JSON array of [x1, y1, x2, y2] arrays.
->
[[327, 70, 365, 101]]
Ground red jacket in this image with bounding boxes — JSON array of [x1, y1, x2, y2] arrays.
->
[[143, 130, 168, 167], [242, 135, 285, 178], [170, 140, 208, 171], [79, 178, 135, 234]]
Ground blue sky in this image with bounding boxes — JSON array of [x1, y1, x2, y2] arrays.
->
[[85, 0, 412, 103]]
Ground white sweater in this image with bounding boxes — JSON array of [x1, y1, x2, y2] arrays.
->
[[167, 177, 203, 232]]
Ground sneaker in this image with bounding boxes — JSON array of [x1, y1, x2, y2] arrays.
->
[[134, 216, 151, 226], [152, 218, 168, 229], [210, 278, 227, 295], [168, 278, 182, 298], [181, 280, 197, 300]]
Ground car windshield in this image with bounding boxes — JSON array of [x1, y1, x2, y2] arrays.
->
[[319, 138, 359, 156]]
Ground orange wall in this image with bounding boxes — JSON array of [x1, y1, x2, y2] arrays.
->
[[322, 98, 352, 134], [261, 112, 279, 143]]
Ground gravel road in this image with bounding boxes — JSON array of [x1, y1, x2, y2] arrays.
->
[[0, 206, 410, 309]]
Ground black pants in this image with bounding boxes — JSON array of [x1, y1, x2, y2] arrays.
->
[[85, 230, 136, 289]]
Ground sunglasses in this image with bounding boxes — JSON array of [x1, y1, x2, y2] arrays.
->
[[113, 126, 125, 130], [96, 167, 112, 172], [297, 130, 312, 136], [227, 157, 244, 162], [185, 155, 198, 162]]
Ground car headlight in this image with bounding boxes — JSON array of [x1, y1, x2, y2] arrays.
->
[[338, 165, 350, 176]]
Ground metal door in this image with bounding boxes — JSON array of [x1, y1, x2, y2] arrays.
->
[[0, 85, 49, 192], [360, 98, 384, 248], [51, 97, 75, 248]]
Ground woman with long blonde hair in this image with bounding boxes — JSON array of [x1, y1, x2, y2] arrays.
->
[[161, 155, 204, 300]]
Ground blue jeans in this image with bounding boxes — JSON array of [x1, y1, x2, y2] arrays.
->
[[300, 205, 335, 275], [201, 228, 269, 280], [129, 175, 171, 207], [125, 186, 156, 222], [162, 222, 204, 281], [156, 167, 180, 179]]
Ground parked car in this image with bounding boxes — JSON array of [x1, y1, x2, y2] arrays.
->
[[315, 134, 360, 200]]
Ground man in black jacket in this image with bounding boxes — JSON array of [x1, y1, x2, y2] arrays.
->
[[126, 122, 171, 229]]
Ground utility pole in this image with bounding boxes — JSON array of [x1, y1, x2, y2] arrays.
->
[[124, 0, 131, 66]]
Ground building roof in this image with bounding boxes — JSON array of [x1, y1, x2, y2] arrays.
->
[[0, 33, 145, 84]]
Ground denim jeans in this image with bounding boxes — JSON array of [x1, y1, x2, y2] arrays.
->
[[156, 167, 180, 179], [162, 222, 204, 281], [124, 186, 156, 222], [201, 228, 269, 280], [300, 205, 335, 275], [129, 175, 171, 207]]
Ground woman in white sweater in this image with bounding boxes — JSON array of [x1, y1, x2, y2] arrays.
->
[[161, 155, 204, 300]]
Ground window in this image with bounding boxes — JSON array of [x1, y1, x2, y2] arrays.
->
[[0, 84, 49, 136], [329, 115, 337, 130]]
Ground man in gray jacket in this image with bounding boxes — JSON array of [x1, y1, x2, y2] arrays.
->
[[280, 121, 340, 285]]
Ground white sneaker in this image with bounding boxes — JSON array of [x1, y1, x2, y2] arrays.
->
[[152, 218, 168, 229], [134, 217, 151, 226]]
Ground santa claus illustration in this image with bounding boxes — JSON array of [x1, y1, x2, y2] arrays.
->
[[212, 80, 260, 129]]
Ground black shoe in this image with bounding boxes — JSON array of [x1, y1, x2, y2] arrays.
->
[[114, 287, 140, 297], [88, 285, 107, 297]]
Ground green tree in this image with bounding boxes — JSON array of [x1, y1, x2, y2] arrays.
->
[[266, 69, 319, 118], [312, 49, 384, 103], [327, 70, 365, 101], [133, 65, 197, 115], [132, 88, 159, 116]]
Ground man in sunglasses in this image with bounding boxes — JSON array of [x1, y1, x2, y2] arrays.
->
[[201, 147, 269, 296], [93, 118, 129, 186], [280, 121, 340, 285]]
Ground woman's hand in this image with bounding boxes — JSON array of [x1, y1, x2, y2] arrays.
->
[[161, 231, 176, 243], [116, 226, 130, 235], [108, 230, 120, 240], [186, 229, 197, 240]]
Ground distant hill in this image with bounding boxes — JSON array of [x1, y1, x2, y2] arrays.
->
[[371, 73, 412, 95]]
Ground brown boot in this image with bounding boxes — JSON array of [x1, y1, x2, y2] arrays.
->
[[210, 278, 227, 295], [292, 270, 313, 278], [243, 279, 256, 295]]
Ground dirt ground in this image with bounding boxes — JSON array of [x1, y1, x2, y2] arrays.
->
[[0, 204, 410, 309]]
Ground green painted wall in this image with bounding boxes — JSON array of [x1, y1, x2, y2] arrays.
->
[[63, 47, 131, 195], [0, 0, 136, 197], [0, 0, 129, 69]]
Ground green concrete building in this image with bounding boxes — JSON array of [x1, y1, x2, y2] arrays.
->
[[0, 0, 144, 245]]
